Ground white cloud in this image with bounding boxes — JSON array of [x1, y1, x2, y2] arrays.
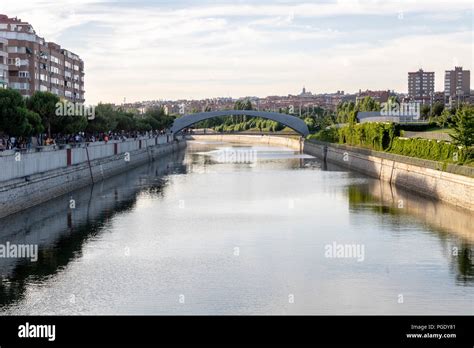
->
[[2, 0, 472, 103]]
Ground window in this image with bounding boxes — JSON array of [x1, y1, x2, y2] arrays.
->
[[51, 87, 60, 95], [10, 82, 30, 90], [19, 71, 30, 78], [7, 46, 26, 53], [8, 58, 28, 67]]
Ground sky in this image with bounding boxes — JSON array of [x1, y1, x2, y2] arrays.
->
[[2, 0, 473, 104]]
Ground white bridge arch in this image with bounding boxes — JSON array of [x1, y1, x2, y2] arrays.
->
[[170, 110, 309, 136]]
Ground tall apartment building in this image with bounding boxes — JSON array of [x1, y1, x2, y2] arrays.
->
[[0, 14, 84, 102], [0, 38, 7, 89], [408, 68, 434, 104], [444, 66, 470, 103]]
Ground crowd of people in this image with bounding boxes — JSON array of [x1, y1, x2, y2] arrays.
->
[[0, 136, 29, 151], [0, 129, 172, 152]]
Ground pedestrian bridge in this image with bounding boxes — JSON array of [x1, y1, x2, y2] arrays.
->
[[171, 110, 310, 136]]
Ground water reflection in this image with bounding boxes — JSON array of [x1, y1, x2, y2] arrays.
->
[[0, 150, 186, 309], [347, 180, 474, 285], [0, 141, 472, 314]]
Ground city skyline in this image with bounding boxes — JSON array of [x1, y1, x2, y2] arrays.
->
[[2, 0, 473, 104]]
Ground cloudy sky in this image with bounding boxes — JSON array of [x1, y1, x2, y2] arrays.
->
[[3, 0, 473, 104]]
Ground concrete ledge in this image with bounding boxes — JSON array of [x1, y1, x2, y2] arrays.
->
[[305, 139, 474, 178], [0, 140, 186, 219]]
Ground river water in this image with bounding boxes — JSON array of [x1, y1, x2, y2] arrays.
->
[[0, 140, 472, 315]]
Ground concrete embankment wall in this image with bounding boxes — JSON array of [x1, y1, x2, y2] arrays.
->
[[188, 134, 303, 150], [0, 136, 186, 219], [304, 140, 474, 211]]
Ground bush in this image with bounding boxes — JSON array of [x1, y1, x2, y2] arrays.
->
[[389, 137, 468, 163], [307, 127, 338, 142], [308, 120, 473, 165], [337, 122, 399, 151]]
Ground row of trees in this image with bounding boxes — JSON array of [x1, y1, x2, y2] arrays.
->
[[313, 103, 474, 151], [0, 89, 175, 138], [336, 96, 382, 124], [0, 89, 45, 137], [87, 104, 174, 134], [192, 99, 337, 133]]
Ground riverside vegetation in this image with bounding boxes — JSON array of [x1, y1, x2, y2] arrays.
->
[[307, 104, 474, 166]]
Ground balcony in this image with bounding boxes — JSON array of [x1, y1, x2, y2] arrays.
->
[[8, 64, 20, 71]]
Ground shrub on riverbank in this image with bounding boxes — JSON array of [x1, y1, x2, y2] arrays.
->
[[389, 137, 468, 163], [307, 122, 399, 151], [307, 127, 338, 142], [307, 121, 473, 165], [337, 122, 399, 151]]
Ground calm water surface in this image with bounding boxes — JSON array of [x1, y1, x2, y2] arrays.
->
[[0, 140, 473, 315]]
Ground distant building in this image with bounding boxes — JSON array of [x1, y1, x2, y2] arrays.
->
[[299, 86, 312, 97], [444, 66, 470, 104], [408, 68, 434, 104], [0, 14, 85, 102], [356, 89, 391, 103]]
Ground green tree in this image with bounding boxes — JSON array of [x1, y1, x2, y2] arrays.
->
[[233, 99, 253, 123], [26, 92, 60, 137], [145, 107, 174, 130], [450, 105, 474, 147], [50, 100, 88, 134], [356, 96, 380, 112], [431, 102, 444, 117], [387, 95, 399, 105], [86, 103, 118, 133], [435, 108, 452, 129], [304, 117, 316, 132], [336, 101, 356, 123], [55, 115, 88, 135], [115, 112, 137, 132], [0, 89, 32, 136], [24, 108, 45, 136], [420, 104, 431, 120]]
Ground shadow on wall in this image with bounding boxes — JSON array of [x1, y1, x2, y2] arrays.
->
[[390, 171, 440, 203]]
